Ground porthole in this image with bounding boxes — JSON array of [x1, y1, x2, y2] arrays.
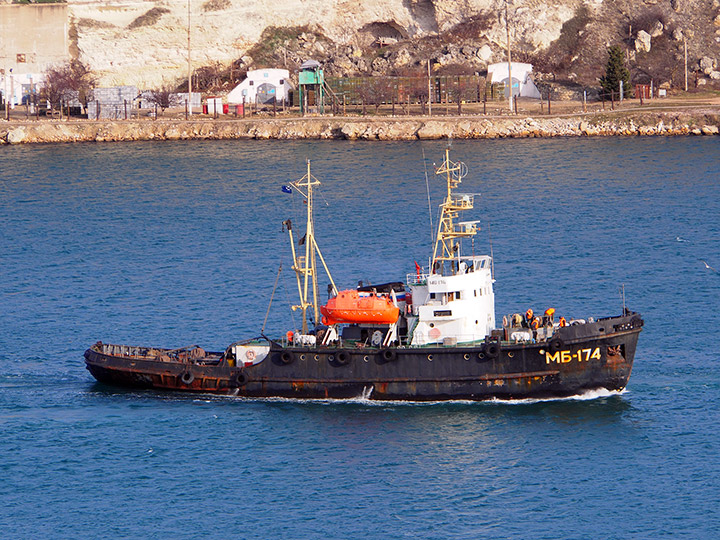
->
[[313, 354, 319, 361], [463, 353, 470, 360], [300, 354, 306, 361], [429, 323, 435, 328], [363, 355, 369, 362], [508, 352, 514, 358], [427, 354, 433, 361]]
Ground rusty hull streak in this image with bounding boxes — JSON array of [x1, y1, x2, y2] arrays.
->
[[248, 370, 561, 385]]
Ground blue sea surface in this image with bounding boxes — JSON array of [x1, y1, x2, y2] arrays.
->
[[1, 137, 719, 539]]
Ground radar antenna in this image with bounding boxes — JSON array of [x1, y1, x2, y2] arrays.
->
[[430, 149, 478, 275]]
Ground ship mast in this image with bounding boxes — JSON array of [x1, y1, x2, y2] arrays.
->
[[285, 160, 338, 334], [431, 148, 477, 276]]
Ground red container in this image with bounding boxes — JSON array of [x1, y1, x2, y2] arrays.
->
[[223, 103, 229, 114]]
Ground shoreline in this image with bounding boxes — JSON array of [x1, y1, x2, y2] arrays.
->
[[2, 108, 720, 144]]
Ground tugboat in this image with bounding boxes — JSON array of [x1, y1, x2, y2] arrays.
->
[[85, 151, 643, 401]]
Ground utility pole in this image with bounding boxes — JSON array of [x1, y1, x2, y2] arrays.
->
[[187, 0, 192, 116], [427, 59, 432, 116], [684, 36, 688, 92], [2, 69, 8, 121], [504, 0, 513, 113]]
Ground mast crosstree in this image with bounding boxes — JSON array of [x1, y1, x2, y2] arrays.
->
[[431, 148, 478, 275], [284, 160, 337, 334]]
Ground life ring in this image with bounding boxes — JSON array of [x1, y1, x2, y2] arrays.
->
[[280, 351, 294, 364], [233, 371, 248, 387], [381, 349, 396, 362], [549, 337, 563, 354], [502, 315, 508, 327], [180, 371, 195, 385], [484, 342, 500, 359], [245, 349, 256, 362], [336, 351, 350, 364]]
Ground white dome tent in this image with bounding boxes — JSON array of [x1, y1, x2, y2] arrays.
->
[[487, 62, 542, 99], [227, 68, 293, 105]]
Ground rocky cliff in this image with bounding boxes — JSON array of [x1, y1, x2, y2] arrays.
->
[[61, 0, 720, 90]]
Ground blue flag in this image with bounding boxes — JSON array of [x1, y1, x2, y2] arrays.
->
[[281, 185, 292, 194]]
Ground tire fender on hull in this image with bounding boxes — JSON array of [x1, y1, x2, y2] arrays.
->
[[233, 371, 248, 387], [483, 342, 500, 359]]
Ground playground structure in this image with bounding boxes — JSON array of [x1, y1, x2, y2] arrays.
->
[[298, 60, 340, 115]]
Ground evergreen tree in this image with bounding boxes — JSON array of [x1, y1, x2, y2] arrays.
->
[[599, 45, 630, 98]]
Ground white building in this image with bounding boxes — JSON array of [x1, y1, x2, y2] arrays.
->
[[487, 62, 542, 99], [227, 68, 293, 105], [1, 71, 43, 106]]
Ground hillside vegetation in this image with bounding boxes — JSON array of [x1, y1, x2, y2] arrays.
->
[[62, 0, 720, 92]]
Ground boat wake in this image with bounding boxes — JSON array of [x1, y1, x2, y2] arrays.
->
[[190, 387, 627, 407], [486, 387, 627, 405]]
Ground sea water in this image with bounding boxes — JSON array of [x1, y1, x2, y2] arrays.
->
[[1, 137, 719, 539]]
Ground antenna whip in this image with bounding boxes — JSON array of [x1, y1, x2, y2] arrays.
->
[[262, 263, 283, 334], [422, 147, 434, 252]]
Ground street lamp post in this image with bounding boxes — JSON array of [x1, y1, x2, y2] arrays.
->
[[504, 0, 513, 113], [187, 0, 192, 116], [3, 70, 8, 121]]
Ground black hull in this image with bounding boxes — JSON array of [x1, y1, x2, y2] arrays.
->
[[84, 313, 642, 402]]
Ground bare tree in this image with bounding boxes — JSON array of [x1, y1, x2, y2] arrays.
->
[[145, 83, 176, 115], [410, 77, 429, 115], [369, 77, 395, 114], [41, 60, 96, 114]]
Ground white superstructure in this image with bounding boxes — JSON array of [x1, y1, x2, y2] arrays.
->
[[406, 150, 496, 346]]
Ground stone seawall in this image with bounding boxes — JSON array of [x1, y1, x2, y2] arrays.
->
[[2, 111, 720, 145]]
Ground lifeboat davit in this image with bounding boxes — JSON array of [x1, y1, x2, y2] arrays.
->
[[321, 290, 400, 326]]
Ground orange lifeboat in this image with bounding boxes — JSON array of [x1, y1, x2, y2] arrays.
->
[[320, 290, 400, 326]]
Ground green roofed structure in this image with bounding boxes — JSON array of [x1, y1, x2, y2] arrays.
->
[[298, 59, 325, 115]]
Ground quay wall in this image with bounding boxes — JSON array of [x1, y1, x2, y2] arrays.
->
[[2, 112, 720, 144]]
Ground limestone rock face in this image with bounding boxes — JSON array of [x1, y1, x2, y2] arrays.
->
[[700, 56, 715, 74], [635, 30, 652, 53], [66, 0, 576, 87], [649, 20, 664, 38], [7, 128, 26, 144]]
